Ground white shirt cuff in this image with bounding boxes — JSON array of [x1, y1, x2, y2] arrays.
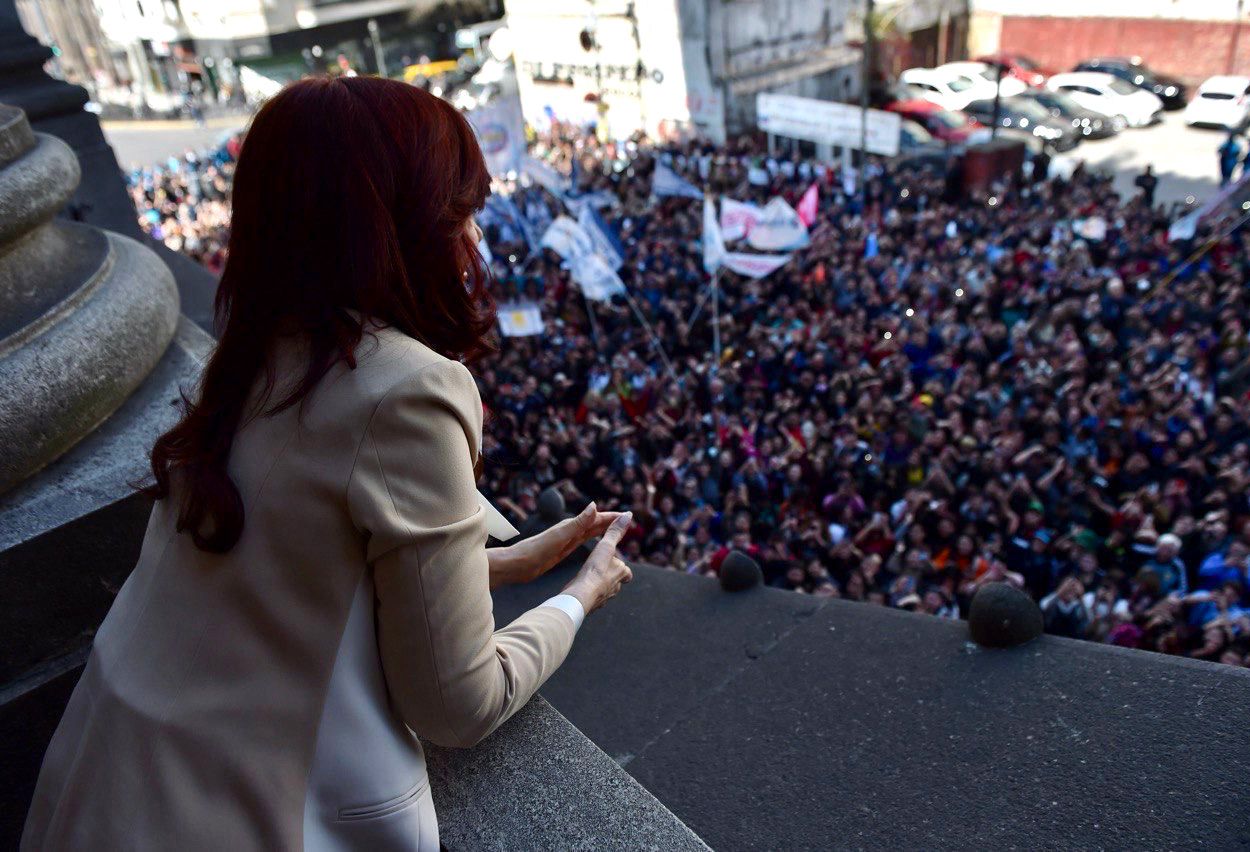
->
[[539, 594, 586, 631]]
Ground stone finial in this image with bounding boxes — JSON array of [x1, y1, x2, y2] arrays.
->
[[0, 106, 179, 493], [719, 549, 763, 592], [968, 582, 1044, 648], [537, 487, 567, 522]]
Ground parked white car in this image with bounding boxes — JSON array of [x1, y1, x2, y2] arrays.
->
[[1184, 75, 1250, 129], [900, 67, 995, 111], [937, 61, 1029, 98], [1045, 72, 1163, 130]]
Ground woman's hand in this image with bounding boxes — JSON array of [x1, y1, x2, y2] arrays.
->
[[487, 502, 629, 589], [563, 513, 634, 614]]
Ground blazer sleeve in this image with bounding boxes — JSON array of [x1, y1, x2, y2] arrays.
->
[[347, 359, 577, 748]]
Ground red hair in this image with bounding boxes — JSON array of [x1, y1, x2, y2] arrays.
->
[[149, 76, 495, 552]]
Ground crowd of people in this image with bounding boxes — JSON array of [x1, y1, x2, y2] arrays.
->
[[128, 137, 240, 275], [131, 120, 1250, 668]]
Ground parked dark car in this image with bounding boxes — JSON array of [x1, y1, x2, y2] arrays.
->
[[1073, 57, 1188, 110], [1018, 89, 1116, 138], [962, 97, 1081, 151]]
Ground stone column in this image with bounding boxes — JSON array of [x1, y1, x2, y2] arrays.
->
[[0, 104, 179, 493], [0, 0, 141, 239]]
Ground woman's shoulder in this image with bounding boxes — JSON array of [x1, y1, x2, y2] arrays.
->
[[347, 324, 479, 408]]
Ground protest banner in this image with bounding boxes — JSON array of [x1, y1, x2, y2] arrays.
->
[[720, 197, 761, 242], [722, 251, 790, 279], [747, 196, 810, 252]]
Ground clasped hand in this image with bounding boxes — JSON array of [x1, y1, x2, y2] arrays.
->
[[487, 502, 628, 589]]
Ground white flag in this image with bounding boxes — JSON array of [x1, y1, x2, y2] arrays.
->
[[498, 301, 545, 337], [722, 251, 790, 279], [571, 253, 626, 301], [540, 216, 594, 261], [652, 161, 703, 199], [747, 196, 810, 252], [720, 197, 761, 242], [578, 203, 624, 270], [1168, 210, 1198, 242], [1074, 216, 1107, 242], [522, 156, 571, 196], [703, 197, 726, 274]]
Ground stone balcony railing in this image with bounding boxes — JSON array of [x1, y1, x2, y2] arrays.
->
[[0, 328, 710, 849]]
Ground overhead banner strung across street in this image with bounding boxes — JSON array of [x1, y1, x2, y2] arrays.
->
[[756, 93, 901, 157]]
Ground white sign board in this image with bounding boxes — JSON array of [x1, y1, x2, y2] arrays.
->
[[756, 93, 901, 157]]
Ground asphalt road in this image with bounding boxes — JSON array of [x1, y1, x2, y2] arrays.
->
[[1065, 109, 1223, 209], [101, 106, 1222, 209], [102, 115, 248, 171]]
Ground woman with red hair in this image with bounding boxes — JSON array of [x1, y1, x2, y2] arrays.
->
[[23, 77, 633, 850]]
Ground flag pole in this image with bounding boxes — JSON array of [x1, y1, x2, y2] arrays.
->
[[711, 267, 722, 374], [622, 289, 682, 390], [686, 279, 715, 327], [583, 289, 602, 350]]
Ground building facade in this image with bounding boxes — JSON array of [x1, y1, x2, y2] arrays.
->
[[967, 0, 1249, 84], [504, 0, 859, 143]]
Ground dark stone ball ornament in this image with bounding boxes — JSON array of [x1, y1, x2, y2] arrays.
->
[[719, 550, 763, 592], [968, 582, 1044, 648], [537, 487, 567, 523]]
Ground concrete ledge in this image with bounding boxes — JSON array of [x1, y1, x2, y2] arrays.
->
[[494, 559, 1250, 850], [427, 696, 710, 852]]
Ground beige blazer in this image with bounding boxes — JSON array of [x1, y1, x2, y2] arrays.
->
[[22, 325, 578, 851]]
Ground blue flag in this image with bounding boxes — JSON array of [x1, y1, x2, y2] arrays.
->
[[652, 161, 703, 200], [578, 203, 625, 270]]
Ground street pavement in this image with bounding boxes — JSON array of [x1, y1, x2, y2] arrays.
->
[[102, 114, 248, 171], [1066, 109, 1222, 210], [101, 106, 1222, 211]]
